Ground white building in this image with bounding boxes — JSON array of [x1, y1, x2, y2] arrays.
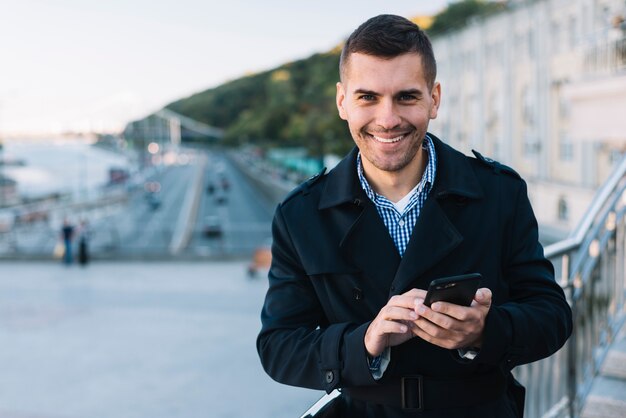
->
[[428, 0, 626, 241]]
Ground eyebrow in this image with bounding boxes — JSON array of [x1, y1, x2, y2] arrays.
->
[[352, 88, 424, 97], [397, 89, 423, 97], [353, 88, 378, 96]]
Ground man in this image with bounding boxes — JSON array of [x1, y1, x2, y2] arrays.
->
[[61, 218, 74, 265], [257, 15, 572, 417]]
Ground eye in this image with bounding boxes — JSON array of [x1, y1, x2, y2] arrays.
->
[[358, 94, 376, 101], [399, 94, 418, 101]]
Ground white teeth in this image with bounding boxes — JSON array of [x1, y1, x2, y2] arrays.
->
[[371, 134, 404, 143]]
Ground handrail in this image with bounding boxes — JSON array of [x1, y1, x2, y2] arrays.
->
[[544, 153, 626, 258]]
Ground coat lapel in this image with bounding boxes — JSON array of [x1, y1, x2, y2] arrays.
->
[[338, 200, 401, 288], [391, 135, 485, 294], [319, 148, 401, 288], [391, 197, 462, 293]]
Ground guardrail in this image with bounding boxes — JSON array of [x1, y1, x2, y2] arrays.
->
[[584, 34, 626, 76], [300, 153, 626, 418], [534, 153, 626, 418], [0, 223, 271, 261]]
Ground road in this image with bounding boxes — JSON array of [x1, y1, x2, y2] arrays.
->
[[186, 150, 274, 257], [0, 146, 277, 259], [0, 260, 321, 418], [91, 147, 274, 258]]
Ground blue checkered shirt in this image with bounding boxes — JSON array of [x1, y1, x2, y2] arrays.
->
[[357, 134, 437, 257]]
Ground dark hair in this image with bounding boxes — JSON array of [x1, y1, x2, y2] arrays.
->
[[340, 14, 437, 88]]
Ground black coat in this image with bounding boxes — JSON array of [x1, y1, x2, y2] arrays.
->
[[257, 135, 572, 417]]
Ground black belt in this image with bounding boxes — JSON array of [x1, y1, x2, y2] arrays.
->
[[344, 370, 507, 411]]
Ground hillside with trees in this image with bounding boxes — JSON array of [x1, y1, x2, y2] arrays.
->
[[166, 47, 350, 156], [158, 1, 507, 156]]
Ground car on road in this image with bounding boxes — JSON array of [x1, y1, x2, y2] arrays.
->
[[202, 216, 223, 238], [220, 176, 230, 191], [215, 192, 227, 205]]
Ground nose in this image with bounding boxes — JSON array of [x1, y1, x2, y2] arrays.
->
[[374, 99, 402, 130]]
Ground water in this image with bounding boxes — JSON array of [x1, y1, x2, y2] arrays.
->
[[1, 138, 132, 199]]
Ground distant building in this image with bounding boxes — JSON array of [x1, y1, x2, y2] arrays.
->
[[429, 0, 626, 241]]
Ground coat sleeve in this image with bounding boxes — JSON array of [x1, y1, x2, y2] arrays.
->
[[256, 204, 376, 393], [476, 179, 573, 369]]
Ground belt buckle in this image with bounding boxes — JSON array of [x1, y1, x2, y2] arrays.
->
[[401, 375, 424, 411]]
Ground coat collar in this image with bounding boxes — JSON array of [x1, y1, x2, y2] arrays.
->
[[318, 133, 483, 210], [428, 133, 484, 200], [318, 133, 484, 294], [318, 147, 363, 209]]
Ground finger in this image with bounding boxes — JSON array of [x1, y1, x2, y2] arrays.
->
[[387, 289, 428, 312], [382, 306, 419, 321], [411, 322, 457, 350], [418, 304, 465, 330], [403, 288, 427, 299], [388, 293, 426, 309], [413, 315, 445, 336], [430, 301, 472, 322], [473, 288, 492, 307], [411, 319, 458, 349], [376, 319, 409, 335]]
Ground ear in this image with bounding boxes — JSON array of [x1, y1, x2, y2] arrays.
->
[[336, 82, 348, 120], [429, 82, 441, 120]]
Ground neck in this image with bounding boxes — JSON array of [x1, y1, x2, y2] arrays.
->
[[362, 148, 427, 202]]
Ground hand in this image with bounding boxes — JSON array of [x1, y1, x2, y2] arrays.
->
[[364, 289, 421, 357], [411, 288, 492, 350]]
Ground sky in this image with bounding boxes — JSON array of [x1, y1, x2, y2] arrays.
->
[[0, 0, 448, 136]]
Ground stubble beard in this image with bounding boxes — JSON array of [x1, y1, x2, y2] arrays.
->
[[358, 128, 424, 173]]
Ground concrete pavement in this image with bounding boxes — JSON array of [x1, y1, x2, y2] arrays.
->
[[581, 320, 626, 418], [0, 261, 321, 418]]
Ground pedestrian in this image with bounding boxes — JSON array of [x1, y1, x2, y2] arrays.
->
[[60, 218, 74, 265], [77, 219, 90, 266], [257, 15, 572, 417]]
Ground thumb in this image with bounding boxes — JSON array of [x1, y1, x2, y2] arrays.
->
[[475, 288, 492, 307]]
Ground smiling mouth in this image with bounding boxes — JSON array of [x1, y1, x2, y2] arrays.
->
[[369, 133, 406, 144]]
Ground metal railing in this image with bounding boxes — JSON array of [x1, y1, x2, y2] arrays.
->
[[530, 153, 626, 418], [300, 154, 626, 418], [584, 34, 626, 76]]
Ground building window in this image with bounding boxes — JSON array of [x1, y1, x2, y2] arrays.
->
[[559, 134, 574, 161], [552, 22, 561, 54], [516, 32, 527, 58], [528, 31, 535, 58], [609, 149, 624, 164], [524, 138, 539, 155], [522, 86, 534, 125], [597, 6, 611, 29], [487, 92, 501, 129], [568, 16, 578, 49], [558, 197, 569, 221], [559, 96, 570, 120]]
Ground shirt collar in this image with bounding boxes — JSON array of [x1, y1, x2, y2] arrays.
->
[[357, 134, 437, 206]]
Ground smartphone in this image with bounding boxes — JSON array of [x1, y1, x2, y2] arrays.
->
[[423, 273, 482, 307]]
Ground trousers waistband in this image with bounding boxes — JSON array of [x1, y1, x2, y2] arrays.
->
[[344, 370, 507, 411]]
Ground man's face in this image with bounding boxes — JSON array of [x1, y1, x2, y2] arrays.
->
[[336, 52, 440, 177]]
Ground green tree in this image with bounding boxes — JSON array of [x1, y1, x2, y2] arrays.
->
[[161, 49, 352, 154], [428, 0, 506, 36]]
